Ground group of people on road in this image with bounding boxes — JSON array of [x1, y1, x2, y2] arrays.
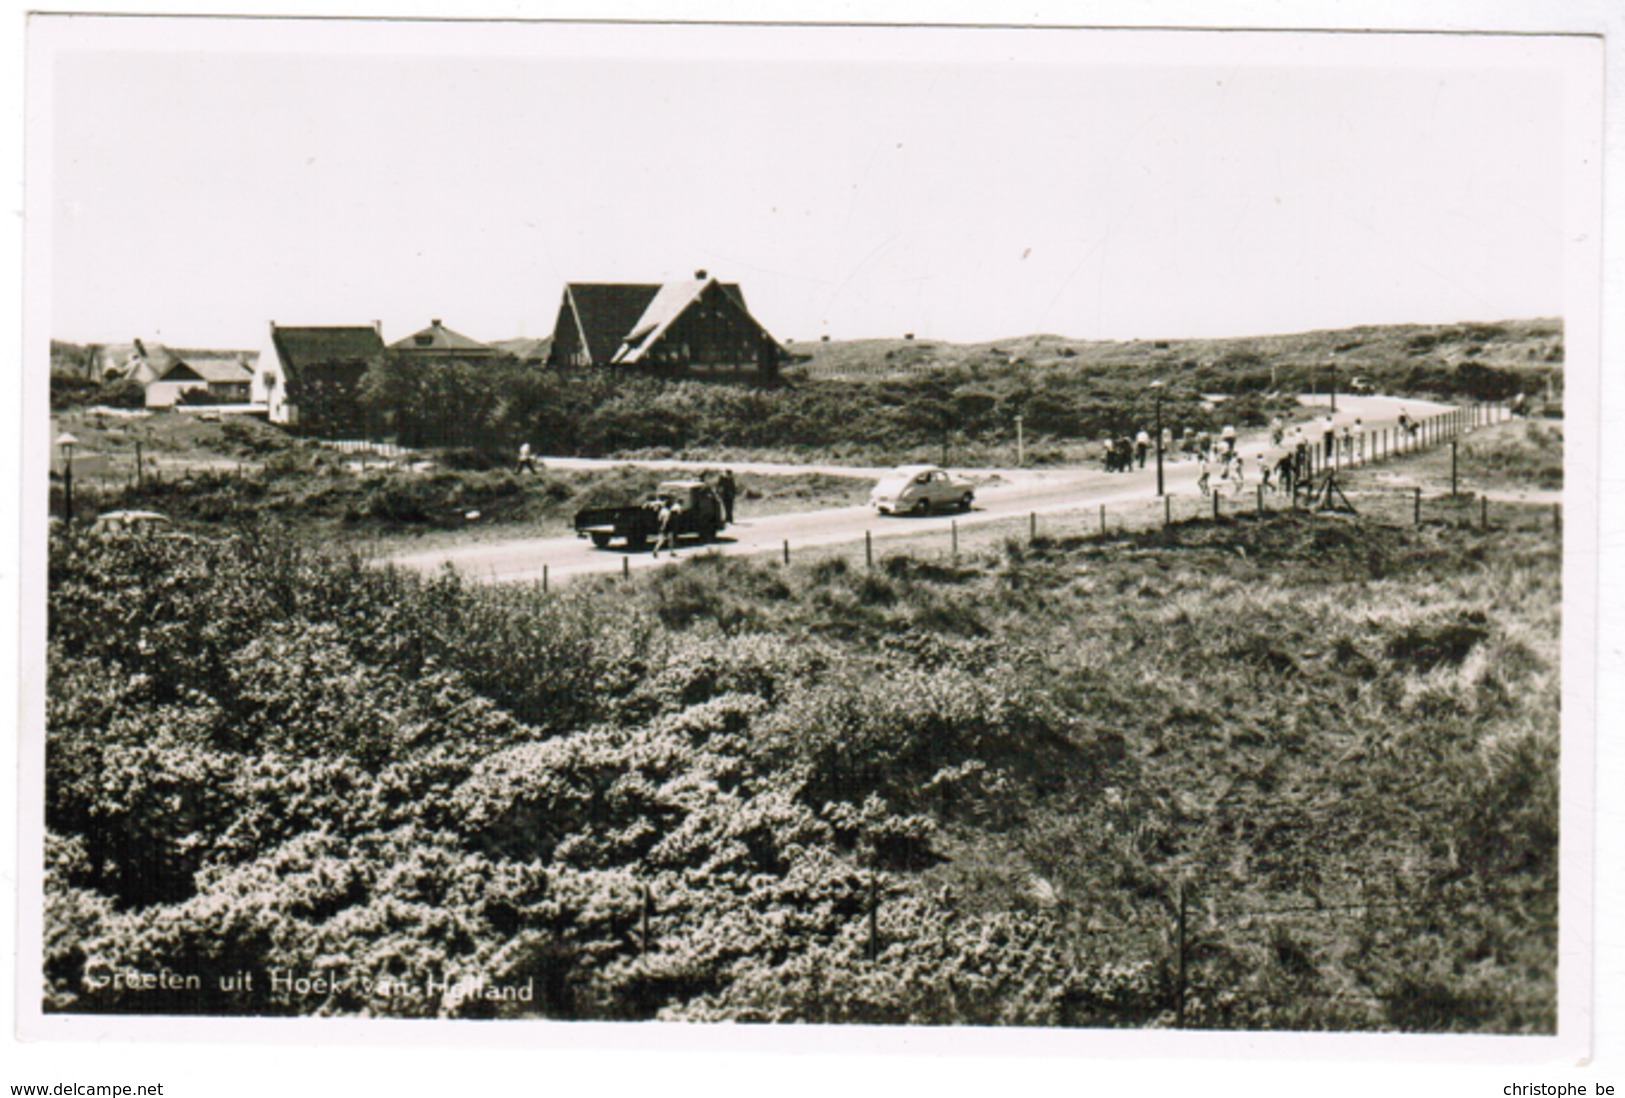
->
[[1102, 404, 1404, 500], [1101, 425, 1183, 474]]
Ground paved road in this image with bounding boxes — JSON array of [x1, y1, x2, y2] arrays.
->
[[388, 395, 1466, 584]]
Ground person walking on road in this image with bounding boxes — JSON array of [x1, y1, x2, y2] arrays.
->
[[717, 469, 737, 524], [1135, 428, 1151, 469], [1274, 450, 1296, 495]]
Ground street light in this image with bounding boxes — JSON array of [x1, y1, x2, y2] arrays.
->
[[1327, 358, 1338, 414], [56, 431, 79, 522], [1150, 380, 1165, 498]]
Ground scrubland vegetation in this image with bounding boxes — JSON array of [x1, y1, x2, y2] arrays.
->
[[64, 447, 866, 543], [44, 500, 1560, 1028]]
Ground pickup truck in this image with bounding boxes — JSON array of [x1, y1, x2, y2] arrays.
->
[[574, 479, 727, 550]]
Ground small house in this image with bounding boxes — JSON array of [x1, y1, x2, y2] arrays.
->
[[252, 322, 386, 427], [145, 354, 255, 408], [388, 319, 495, 361]]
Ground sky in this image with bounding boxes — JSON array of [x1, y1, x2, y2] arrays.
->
[[37, 18, 1579, 349]]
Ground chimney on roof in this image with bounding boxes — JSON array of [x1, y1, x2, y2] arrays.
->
[[431, 319, 442, 328], [694, 269, 708, 280], [373, 320, 382, 336]]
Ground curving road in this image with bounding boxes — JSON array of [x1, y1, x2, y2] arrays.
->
[[388, 395, 1466, 585]]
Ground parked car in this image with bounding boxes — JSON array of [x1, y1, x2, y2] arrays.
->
[[574, 479, 726, 550], [1347, 376, 1375, 396], [91, 509, 171, 533], [869, 464, 974, 516]]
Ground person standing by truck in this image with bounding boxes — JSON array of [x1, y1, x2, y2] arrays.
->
[[651, 493, 684, 558], [717, 469, 738, 524]]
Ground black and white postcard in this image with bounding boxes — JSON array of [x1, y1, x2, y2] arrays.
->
[[10, 5, 1618, 1094]]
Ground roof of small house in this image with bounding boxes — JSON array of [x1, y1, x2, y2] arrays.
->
[[156, 355, 253, 384], [389, 319, 491, 354], [270, 326, 385, 374], [490, 336, 553, 362]]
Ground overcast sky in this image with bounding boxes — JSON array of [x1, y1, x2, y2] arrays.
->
[[37, 18, 1582, 348]]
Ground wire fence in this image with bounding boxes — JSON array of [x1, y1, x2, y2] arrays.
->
[[749, 402, 1559, 574], [319, 437, 415, 459]]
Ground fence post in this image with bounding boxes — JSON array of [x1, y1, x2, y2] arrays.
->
[[1029, 511, 1037, 543], [1414, 487, 1422, 526], [640, 883, 651, 958], [1257, 484, 1264, 515], [1164, 495, 1172, 527], [783, 539, 791, 566], [1212, 491, 1221, 521], [867, 869, 880, 962], [1480, 495, 1488, 530], [623, 556, 630, 580], [542, 564, 549, 593], [134, 441, 144, 488], [1175, 881, 1188, 1030], [1099, 504, 1107, 537], [865, 529, 873, 569], [951, 520, 959, 563], [1450, 440, 1458, 497]]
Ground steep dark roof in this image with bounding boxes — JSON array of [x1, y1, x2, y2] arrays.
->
[[271, 326, 385, 376], [562, 284, 661, 366]]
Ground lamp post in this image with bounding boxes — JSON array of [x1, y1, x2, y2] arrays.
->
[[56, 431, 79, 522], [1015, 415, 1024, 467], [1151, 380, 1165, 497], [1327, 359, 1338, 413]]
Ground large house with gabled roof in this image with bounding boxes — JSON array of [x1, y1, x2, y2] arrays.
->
[[252, 321, 386, 427], [545, 271, 783, 377]]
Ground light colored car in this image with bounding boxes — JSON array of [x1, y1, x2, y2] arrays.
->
[[870, 464, 975, 516], [1347, 376, 1375, 395], [91, 509, 171, 532]]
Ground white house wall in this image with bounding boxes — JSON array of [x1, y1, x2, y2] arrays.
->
[[144, 379, 208, 408], [251, 330, 295, 424]]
